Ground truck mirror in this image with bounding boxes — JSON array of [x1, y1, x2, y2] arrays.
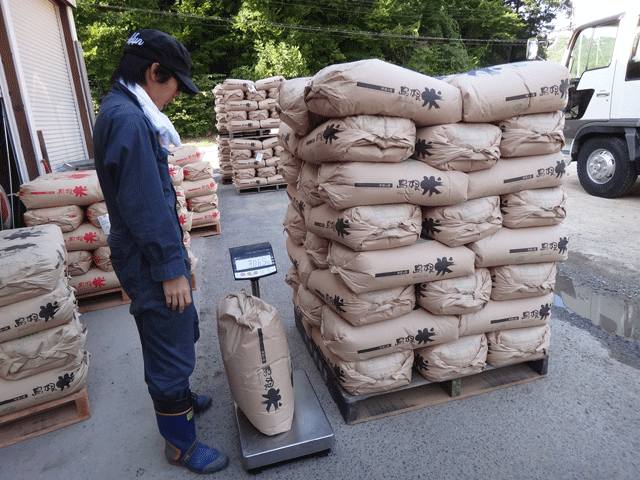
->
[[526, 38, 539, 60]]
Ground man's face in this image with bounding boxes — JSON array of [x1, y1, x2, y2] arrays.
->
[[153, 76, 180, 111], [144, 63, 181, 111]]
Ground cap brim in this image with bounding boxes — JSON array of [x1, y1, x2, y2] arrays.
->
[[175, 72, 200, 95]]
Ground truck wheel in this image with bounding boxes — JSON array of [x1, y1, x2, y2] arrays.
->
[[576, 137, 638, 198]]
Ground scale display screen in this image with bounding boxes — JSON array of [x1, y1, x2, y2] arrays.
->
[[229, 242, 277, 280]]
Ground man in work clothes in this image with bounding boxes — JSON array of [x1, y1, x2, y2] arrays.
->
[[93, 29, 229, 474]]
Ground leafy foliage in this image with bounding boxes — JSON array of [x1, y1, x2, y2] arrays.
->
[[164, 74, 220, 138], [75, 0, 572, 137]]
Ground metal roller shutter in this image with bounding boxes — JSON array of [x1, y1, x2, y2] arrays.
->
[[7, 0, 87, 171]]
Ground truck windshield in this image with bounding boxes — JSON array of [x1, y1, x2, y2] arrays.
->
[[626, 17, 640, 81], [568, 24, 618, 80]]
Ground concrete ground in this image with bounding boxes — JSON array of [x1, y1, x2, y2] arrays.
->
[[1, 152, 639, 480]]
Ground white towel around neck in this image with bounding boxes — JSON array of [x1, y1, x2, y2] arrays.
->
[[119, 78, 181, 148]]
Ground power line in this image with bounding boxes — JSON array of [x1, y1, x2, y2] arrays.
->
[[265, 0, 527, 24], [76, 2, 528, 45]]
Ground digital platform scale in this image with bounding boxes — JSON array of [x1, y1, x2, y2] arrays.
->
[[229, 242, 277, 297], [228, 242, 335, 471]]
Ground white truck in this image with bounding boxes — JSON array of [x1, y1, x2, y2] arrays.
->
[[561, 9, 640, 197]]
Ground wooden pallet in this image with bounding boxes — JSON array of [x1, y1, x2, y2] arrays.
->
[[76, 286, 130, 313], [0, 385, 91, 448], [235, 182, 287, 195], [76, 273, 197, 313], [221, 177, 233, 185], [294, 310, 548, 425], [189, 220, 221, 238]]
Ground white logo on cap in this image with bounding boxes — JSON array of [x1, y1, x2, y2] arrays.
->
[[126, 32, 144, 46]]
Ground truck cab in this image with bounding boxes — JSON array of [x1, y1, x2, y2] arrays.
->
[[562, 9, 640, 197]]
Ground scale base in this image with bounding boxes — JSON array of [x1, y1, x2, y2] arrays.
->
[[235, 369, 335, 471]]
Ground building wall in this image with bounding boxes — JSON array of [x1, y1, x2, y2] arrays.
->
[[0, 0, 92, 187]]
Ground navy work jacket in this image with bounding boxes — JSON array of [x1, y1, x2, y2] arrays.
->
[[93, 83, 190, 314]]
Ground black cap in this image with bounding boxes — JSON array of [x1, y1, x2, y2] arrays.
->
[[123, 29, 200, 95]]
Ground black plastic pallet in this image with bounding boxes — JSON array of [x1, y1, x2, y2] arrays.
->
[[218, 128, 278, 139], [294, 308, 548, 424]]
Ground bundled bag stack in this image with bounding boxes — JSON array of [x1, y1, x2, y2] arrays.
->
[[19, 170, 120, 296], [213, 76, 284, 134], [279, 58, 569, 395], [168, 145, 220, 239], [213, 77, 287, 189], [0, 224, 89, 417], [229, 135, 286, 190], [217, 135, 233, 183]]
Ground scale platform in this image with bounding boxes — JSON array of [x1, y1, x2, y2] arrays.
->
[[235, 369, 335, 471]]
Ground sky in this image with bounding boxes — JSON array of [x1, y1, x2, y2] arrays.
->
[[553, 0, 633, 34]]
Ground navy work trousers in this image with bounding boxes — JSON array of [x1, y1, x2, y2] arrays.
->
[[134, 301, 199, 402], [110, 244, 199, 403]]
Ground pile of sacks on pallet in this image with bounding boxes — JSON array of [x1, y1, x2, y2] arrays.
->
[[0, 224, 89, 416], [280, 59, 569, 395], [228, 135, 286, 190], [168, 145, 220, 239], [214, 76, 285, 184], [19, 171, 120, 296], [19, 167, 200, 296]]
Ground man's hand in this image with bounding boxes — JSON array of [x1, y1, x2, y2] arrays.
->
[[162, 276, 192, 313]]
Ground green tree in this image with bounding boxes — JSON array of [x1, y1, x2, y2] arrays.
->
[[74, 0, 570, 136]]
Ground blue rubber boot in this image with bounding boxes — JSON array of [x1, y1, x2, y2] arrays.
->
[[190, 391, 212, 415], [155, 401, 229, 474]]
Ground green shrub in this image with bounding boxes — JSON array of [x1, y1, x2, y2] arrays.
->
[[164, 74, 219, 138]]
